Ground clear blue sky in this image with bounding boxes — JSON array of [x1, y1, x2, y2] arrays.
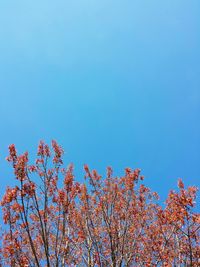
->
[[0, 1, 199, 208]]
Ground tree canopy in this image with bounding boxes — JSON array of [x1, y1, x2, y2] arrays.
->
[[0, 141, 199, 266]]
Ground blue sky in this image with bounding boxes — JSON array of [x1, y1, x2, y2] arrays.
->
[[0, 0, 199, 209]]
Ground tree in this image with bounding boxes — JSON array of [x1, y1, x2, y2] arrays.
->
[[0, 141, 199, 266]]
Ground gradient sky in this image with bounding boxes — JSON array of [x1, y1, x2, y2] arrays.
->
[[0, 1, 199, 209]]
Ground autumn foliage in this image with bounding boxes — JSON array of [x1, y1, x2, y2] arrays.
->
[[0, 141, 199, 266]]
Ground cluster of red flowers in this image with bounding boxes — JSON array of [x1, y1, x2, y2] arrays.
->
[[0, 141, 199, 266]]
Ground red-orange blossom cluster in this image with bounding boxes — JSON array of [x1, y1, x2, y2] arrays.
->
[[0, 141, 199, 266]]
